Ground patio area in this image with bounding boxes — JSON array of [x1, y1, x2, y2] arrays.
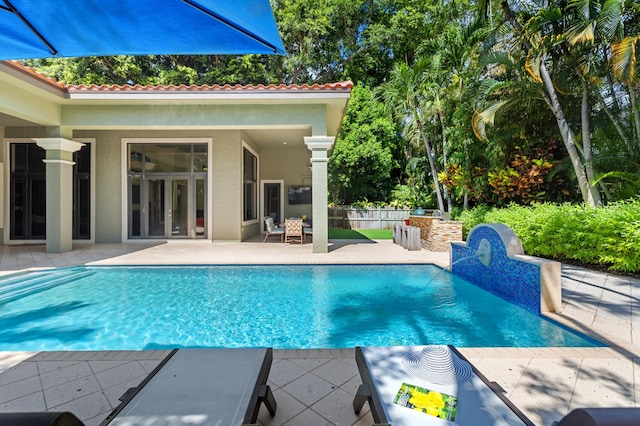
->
[[0, 239, 639, 425]]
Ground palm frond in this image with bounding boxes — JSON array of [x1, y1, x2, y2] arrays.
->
[[598, 0, 624, 42], [568, 0, 593, 19], [472, 100, 510, 141], [480, 51, 517, 69], [592, 170, 640, 200], [525, 51, 544, 83], [567, 21, 595, 46], [476, 78, 514, 103], [611, 36, 639, 83], [525, 7, 562, 37]]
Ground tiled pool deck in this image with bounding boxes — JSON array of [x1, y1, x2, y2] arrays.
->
[[0, 239, 639, 425]]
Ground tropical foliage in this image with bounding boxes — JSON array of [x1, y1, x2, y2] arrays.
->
[[23, 0, 640, 212], [454, 199, 640, 273], [328, 85, 403, 204]]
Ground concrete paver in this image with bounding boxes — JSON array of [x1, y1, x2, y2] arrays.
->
[[0, 240, 638, 425]]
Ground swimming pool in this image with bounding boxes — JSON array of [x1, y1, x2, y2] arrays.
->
[[0, 264, 599, 350]]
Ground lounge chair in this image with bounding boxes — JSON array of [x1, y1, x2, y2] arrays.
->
[[555, 407, 640, 426], [103, 348, 277, 426], [0, 349, 276, 426], [353, 345, 534, 425], [263, 216, 284, 243], [0, 412, 84, 425]]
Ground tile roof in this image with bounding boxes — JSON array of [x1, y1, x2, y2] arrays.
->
[[67, 81, 353, 92], [2, 60, 353, 93], [3, 60, 65, 89]]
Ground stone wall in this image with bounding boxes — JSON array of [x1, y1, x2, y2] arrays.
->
[[408, 216, 463, 252]]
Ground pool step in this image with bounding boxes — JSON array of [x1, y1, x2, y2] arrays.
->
[[0, 269, 95, 304]]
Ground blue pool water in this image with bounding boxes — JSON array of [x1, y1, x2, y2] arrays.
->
[[0, 264, 599, 351]]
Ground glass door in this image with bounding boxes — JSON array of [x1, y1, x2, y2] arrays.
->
[[262, 182, 282, 229], [129, 176, 203, 239], [147, 178, 166, 237], [195, 178, 206, 237], [10, 176, 47, 239], [170, 178, 189, 236], [126, 142, 208, 239]]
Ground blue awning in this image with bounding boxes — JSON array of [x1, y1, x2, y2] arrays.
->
[[0, 0, 286, 60]]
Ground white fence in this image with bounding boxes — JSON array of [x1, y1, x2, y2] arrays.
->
[[328, 206, 412, 229]]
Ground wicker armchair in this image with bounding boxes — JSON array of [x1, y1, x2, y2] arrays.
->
[[284, 219, 303, 244]]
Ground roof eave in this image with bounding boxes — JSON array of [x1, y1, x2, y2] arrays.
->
[[65, 90, 352, 102]]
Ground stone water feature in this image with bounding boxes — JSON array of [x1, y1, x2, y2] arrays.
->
[[450, 223, 561, 314]]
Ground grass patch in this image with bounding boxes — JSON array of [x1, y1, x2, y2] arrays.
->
[[328, 229, 393, 239]]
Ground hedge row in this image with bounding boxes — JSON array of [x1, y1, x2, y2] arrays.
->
[[454, 199, 640, 273]]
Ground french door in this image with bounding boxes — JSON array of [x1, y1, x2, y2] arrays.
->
[[129, 176, 205, 239]]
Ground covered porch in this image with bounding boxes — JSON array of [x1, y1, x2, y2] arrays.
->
[[0, 61, 352, 254]]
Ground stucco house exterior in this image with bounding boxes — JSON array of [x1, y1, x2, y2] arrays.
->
[[0, 61, 352, 253]]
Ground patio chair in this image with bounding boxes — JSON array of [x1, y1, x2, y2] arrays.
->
[[103, 348, 277, 426], [304, 226, 312, 243], [353, 345, 534, 425], [284, 218, 303, 244], [263, 216, 284, 243]]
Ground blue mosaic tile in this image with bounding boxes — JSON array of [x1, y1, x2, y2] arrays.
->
[[451, 224, 541, 314]]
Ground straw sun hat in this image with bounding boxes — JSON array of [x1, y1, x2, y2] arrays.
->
[[401, 346, 473, 385]]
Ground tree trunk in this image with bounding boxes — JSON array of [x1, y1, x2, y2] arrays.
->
[[581, 79, 602, 205], [415, 118, 446, 213], [438, 111, 453, 213], [540, 62, 593, 205], [628, 82, 640, 155], [463, 139, 470, 210]]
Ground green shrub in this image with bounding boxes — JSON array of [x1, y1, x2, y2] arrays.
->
[[454, 205, 491, 238], [456, 199, 640, 273]]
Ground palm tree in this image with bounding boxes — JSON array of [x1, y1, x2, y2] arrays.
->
[[425, 86, 453, 212], [560, 0, 625, 205], [435, 22, 491, 209], [474, 0, 602, 206], [378, 60, 446, 213]]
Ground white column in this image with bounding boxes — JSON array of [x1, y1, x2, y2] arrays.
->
[[304, 136, 334, 253], [34, 138, 85, 253]]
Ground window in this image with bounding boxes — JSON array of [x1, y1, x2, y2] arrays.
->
[[10, 143, 46, 239], [9, 142, 91, 240], [73, 144, 91, 239], [243, 146, 258, 222]]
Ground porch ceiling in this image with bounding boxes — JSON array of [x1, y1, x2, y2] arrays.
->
[[0, 111, 38, 127], [244, 127, 311, 148]]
